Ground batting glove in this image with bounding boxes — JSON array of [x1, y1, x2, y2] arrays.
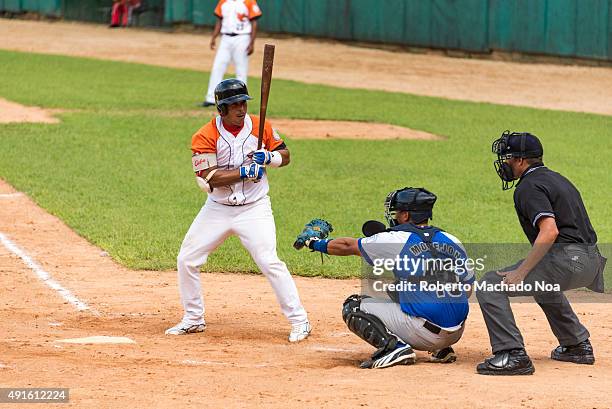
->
[[252, 149, 282, 167], [240, 163, 265, 181]]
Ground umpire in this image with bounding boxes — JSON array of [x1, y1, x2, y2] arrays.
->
[[475, 131, 606, 375]]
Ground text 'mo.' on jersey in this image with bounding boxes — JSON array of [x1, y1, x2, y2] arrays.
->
[[358, 229, 474, 329], [215, 0, 262, 35], [191, 114, 283, 206], [514, 165, 597, 245]]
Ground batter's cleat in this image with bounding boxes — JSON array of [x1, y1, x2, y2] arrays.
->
[[429, 346, 457, 363], [164, 321, 206, 335], [288, 321, 312, 343], [476, 349, 535, 375], [361, 344, 416, 369], [551, 339, 595, 365]]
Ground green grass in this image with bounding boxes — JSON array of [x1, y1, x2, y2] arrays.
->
[[0, 49, 610, 281]]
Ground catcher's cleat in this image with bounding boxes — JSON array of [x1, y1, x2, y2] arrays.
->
[[288, 321, 312, 343], [551, 339, 594, 365], [476, 349, 535, 375], [164, 321, 206, 336], [361, 344, 416, 369], [429, 346, 457, 363]]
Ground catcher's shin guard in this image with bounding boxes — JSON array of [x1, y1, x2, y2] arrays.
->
[[342, 295, 399, 359]]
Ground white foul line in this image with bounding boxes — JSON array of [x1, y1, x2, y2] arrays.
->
[[0, 192, 23, 198], [0, 232, 92, 312]]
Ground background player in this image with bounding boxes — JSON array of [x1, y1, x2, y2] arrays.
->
[[167, 78, 311, 342], [297, 187, 474, 368], [476, 131, 606, 375], [201, 0, 261, 107]]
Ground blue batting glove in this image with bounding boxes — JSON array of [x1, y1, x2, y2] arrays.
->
[[239, 163, 265, 181], [252, 149, 272, 165]]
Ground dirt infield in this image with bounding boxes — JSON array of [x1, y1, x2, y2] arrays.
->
[[1, 19, 612, 408], [1, 20, 612, 116], [1, 182, 612, 408], [0, 98, 59, 124]]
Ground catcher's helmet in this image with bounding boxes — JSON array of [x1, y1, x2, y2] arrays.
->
[[384, 187, 437, 227], [492, 130, 543, 190], [214, 78, 252, 114]]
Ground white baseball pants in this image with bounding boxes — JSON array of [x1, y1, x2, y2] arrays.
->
[[176, 196, 308, 325], [205, 34, 251, 104]]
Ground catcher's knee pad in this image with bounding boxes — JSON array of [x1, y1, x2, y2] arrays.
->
[[342, 294, 398, 356]]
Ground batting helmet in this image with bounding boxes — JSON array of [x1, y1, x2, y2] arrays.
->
[[384, 187, 437, 227], [214, 78, 252, 114]]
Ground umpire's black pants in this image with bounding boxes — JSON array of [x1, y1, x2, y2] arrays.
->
[[476, 245, 604, 353]]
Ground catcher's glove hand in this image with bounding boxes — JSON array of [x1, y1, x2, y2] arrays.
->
[[293, 219, 333, 250]]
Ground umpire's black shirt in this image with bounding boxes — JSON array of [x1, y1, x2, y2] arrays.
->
[[513, 164, 597, 245]]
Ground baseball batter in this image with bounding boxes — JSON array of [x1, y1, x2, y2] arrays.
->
[[167, 78, 311, 342], [201, 0, 262, 107]]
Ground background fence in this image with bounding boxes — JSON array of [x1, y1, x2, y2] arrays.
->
[[2, 0, 611, 61]]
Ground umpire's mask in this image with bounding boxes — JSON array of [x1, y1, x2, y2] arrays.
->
[[492, 130, 544, 190]]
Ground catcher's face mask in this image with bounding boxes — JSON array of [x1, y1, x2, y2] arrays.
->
[[384, 190, 399, 227]]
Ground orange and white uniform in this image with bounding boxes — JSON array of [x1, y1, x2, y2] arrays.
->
[[175, 114, 309, 328], [192, 114, 281, 205], [204, 0, 262, 104], [215, 0, 261, 35]]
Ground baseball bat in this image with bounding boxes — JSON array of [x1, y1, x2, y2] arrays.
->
[[257, 44, 275, 150]]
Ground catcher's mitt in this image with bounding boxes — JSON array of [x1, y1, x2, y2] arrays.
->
[[293, 219, 333, 250]]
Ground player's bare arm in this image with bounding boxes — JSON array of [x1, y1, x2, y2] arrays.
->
[[326, 237, 360, 256], [274, 147, 290, 166], [497, 216, 558, 284], [197, 166, 242, 188], [247, 20, 257, 55], [210, 17, 222, 50]]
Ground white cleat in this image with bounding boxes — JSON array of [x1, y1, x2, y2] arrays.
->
[[362, 344, 416, 369], [288, 321, 312, 343], [164, 322, 206, 335]]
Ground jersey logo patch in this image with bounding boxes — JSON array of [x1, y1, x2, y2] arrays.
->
[[272, 128, 281, 141]]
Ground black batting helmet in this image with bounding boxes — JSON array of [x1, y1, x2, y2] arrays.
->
[[384, 187, 437, 227], [214, 78, 252, 114]]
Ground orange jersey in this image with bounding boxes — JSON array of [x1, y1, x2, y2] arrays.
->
[[190, 114, 284, 206], [192, 114, 283, 155], [214, 0, 262, 35]]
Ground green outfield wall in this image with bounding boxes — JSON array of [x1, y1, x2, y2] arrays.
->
[[164, 0, 612, 61], [2, 0, 611, 61]]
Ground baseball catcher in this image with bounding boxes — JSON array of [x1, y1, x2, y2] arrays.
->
[[295, 187, 474, 369]]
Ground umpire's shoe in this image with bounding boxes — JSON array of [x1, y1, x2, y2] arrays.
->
[[361, 343, 416, 369], [476, 349, 535, 375], [551, 339, 595, 365]]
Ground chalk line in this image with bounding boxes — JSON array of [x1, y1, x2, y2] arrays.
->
[[0, 232, 93, 313], [0, 192, 23, 198]]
